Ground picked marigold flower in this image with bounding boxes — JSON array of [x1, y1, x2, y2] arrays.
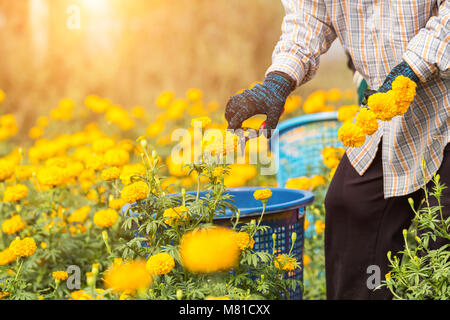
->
[[121, 181, 149, 203], [104, 260, 152, 294], [253, 188, 272, 201], [146, 252, 175, 275], [180, 227, 240, 273], [52, 270, 69, 281], [93, 209, 119, 228], [391, 75, 417, 103], [234, 232, 255, 250], [355, 108, 378, 135], [274, 254, 299, 272], [1, 215, 25, 234], [9, 237, 37, 258], [3, 184, 29, 202], [367, 91, 397, 121], [101, 166, 121, 181], [338, 122, 366, 147], [337, 104, 359, 122]]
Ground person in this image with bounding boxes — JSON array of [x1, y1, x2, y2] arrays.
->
[[224, 1, 449, 299]]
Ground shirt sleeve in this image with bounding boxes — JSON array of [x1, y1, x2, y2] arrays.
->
[[266, 0, 337, 87], [403, 0, 450, 82]]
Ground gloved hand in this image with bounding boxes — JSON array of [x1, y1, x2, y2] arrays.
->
[[225, 72, 295, 138], [363, 61, 420, 103]]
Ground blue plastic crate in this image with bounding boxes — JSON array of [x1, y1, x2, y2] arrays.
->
[[271, 111, 343, 188], [122, 187, 314, 300]]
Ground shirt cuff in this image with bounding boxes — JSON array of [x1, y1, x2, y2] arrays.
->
[[402, 50, 437, 83], [265, 53, 306, 87]]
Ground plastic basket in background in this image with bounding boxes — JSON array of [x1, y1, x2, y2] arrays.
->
[[270, 112, 343, 238], [122, 187, 314, 300]]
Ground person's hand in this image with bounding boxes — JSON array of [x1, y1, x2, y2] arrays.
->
[[225, 72, 295, 138], [362, 61, 420, 103]]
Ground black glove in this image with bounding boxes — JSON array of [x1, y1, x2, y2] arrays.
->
[[362, 61, 420, 104], [225, 72, 295, 138]]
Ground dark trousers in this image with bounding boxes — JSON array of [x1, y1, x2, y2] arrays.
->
[[324, 143, 450, 300]]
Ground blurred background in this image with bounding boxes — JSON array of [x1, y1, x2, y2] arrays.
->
[[0, 0, 353, 131]]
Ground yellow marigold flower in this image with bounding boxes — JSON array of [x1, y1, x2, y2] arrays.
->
[[104, 260, 152, 294], [9, 237, 37, 258], [234, 232, 255, 250], [274, 254, 299, 272], [86, 189, 98, 202], [180, 227, 240, 273], [315, 220, 325, 233], [285, 177, 311, 190], [2, 215, 25, 234], [68, 206, 91, 224], [186, 88, 203, 102], [104, 148, 130, 167], [40, 242, 47, 249], [163, 206, 189, 226], [391, 75, 417, 103], [155, 90, 175, 109], [338, 122, 366, 147], [70, 290, 95, 300], [0, 159, 15, 181], [3, 184, 28, 202], [109, 198, 127, 210], [309, 175, 326, 189], [121, 181, 149, 203], [0, 248, 16, 265], [146, 252, 175, 275], [337, 104, 359, 122], [253, 188, 272, 201], [101, 166, 121, 181], [93, 209, 119, 228], [367, 91, 397, 121], [355, 108, 379, 135], [85, 154, 105, 171], [36, 166, 66, 187], [329, 167, 337, 179], [120, 163, 146, 185], [52, 270, 69, 281], [166, 155, 190, 177], [166, 99, 187, 120]]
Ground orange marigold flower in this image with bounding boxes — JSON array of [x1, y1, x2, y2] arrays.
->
[[338, 122, 366, 147], [1, 215, 25, 234], [93, 209, 119, 228], [121, 181, 149, 203], [146, 252, 175, 275], [9, 237, 37, 258]]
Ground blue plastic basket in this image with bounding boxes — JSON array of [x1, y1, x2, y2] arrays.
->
[[271, 111, 343, 188], [122, 187, 314, 300]]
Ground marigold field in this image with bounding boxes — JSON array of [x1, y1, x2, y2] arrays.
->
[[0, 84, 358, 300]]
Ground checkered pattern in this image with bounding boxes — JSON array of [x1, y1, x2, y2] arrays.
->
[[267, 0, 449, 198]]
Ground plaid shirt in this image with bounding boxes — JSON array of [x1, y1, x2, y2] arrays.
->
[[267, 0, 450, 198]]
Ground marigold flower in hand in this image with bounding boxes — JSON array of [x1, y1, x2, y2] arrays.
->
[[337, 104, 359, 122], [180, 227, 240, 273], [367, 91, 397, 121], [146, 252, 175, 275], [338, 122, 366, 147], [355, 108, 378, 135]]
